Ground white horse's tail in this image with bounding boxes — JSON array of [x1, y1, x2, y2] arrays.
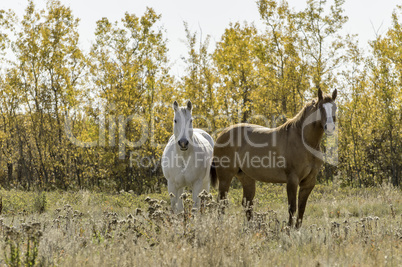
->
[[210, 159, 218, 188]]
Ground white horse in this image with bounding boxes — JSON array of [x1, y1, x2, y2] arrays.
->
[[162, 100, 214, 213]]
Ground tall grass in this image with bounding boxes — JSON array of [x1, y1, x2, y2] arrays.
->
[[0, 183, 400, 266]]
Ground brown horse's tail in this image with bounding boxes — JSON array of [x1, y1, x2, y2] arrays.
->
[[210, 159, 218, 188]]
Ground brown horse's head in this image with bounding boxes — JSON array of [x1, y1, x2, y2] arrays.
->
[[313, 88, 338, 135]]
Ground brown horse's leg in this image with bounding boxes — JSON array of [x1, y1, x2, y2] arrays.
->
[[296, 174, 317, 228], [237, 172, 256, 220], [215, 167, 236, 216], [216, 167, 236, 201], [286, 174, 299, 227]]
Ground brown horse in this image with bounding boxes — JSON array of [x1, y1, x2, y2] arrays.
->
[[211, 88, 337, 227]]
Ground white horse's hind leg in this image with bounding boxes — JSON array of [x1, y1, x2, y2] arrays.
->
[[202, 172, 210, 192], [192, 170, 211, 209]]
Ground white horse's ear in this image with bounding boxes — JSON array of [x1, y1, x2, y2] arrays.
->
[[187, 100, 192, 111], [173, 101, 179, 111], [332, 89, 337, 100], [318, 88, 323, 101]]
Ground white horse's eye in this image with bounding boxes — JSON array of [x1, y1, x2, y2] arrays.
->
[[174, 119, 177, 123]]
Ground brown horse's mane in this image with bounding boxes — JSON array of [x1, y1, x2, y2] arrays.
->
[[277, 95, 333, 131]]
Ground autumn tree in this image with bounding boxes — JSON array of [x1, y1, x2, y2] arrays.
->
[[180, 23, 220, 134], [89, 8, 174, 192], [367, 5, 402, 186], [0, 0, 87, 188], [296, 0, 348, 91], [213, 22, 260, 124], [256, 0, 309, 122]]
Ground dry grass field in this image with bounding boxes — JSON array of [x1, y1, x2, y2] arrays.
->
[[0, 183, 400, 266]]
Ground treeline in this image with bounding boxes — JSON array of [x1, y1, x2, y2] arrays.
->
[[0, 0, 400, 192]]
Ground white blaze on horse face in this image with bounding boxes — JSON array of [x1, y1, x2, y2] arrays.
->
[[323, 102, 336, 134]]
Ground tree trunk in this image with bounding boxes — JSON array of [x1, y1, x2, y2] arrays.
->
[[7, 163, 13, 184]]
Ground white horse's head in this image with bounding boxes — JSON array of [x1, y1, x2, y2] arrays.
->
[[173, 100, 193, 151]]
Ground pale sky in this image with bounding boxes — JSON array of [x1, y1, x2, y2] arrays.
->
[[1, 0, 400, 76]]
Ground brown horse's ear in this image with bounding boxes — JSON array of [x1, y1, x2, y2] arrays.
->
[[173, 101, 179, 111], [332, 89, 337, 100], [187, 100, 192, 111], [318, 88, 323, 101]]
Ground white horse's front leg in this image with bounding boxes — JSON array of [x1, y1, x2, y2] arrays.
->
[[176, 187, 184, 212], [168, 181, 179, 213]]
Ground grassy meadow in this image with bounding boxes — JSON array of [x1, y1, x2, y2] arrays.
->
[[0, 183, 400, 266]]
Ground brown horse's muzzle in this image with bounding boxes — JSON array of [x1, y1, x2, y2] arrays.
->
[[324, 123, 336, 135]]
